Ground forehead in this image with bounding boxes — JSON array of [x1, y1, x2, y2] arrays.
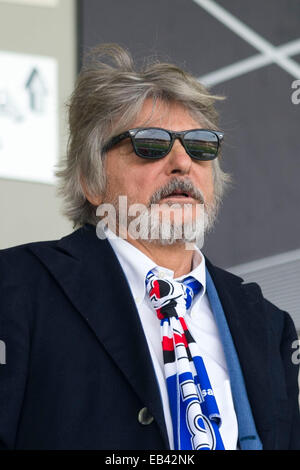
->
[[131, 98, 204, 131]]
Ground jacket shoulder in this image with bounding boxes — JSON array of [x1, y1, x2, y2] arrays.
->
[[0, 238, 61, 287], [0, 226, 91, 286]]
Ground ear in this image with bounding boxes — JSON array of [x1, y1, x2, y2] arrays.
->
[[80, 175, 102, 206]]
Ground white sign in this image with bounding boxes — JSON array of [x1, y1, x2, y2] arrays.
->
[[0, 51, 58, 183], [0, 0, 58, 7]]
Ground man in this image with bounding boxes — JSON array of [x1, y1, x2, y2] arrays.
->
[[0, 44, 299, 450]]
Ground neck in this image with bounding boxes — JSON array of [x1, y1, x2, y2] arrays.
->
[[126, 234, 199, 278]]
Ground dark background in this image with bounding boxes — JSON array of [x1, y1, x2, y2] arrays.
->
[[77, 0, 300, 269]]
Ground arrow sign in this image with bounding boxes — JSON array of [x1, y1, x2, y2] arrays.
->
[[0, 51, 58, 183], [25, 67, 47, 113]]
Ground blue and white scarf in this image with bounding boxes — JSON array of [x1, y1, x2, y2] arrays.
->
[[146, 270, 225, 450]]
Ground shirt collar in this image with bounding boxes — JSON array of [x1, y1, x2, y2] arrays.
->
[[105, 228, 206, 307]]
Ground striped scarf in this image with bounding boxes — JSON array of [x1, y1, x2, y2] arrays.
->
[[145, 270, 225, 450]]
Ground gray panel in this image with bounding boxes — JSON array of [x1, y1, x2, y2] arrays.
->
[[220, 0, 300, 46], [79, 0, 257, 75], [204, 63, 300, 267], [79, 0, 300, 269], [292, 53, 300, 64], [229, 249, 300, 332], [0, 179, 72, 249]]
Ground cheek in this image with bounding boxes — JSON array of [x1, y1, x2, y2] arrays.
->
[[195, 165, 214, 200], [105, 152, 130, 187], [105, 150, 165, 202], [206, 170, 215, 203], [104, 162, 149, 202], [206, 169, 214, 190], [128, 175, 152, 202], [126, 163, 161, 196]]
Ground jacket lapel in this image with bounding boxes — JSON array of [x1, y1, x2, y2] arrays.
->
[[29, 224, 169, 448], [205, 258, 276, 449]]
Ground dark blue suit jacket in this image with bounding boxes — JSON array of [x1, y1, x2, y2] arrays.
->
[[0, 224, 299, 449]]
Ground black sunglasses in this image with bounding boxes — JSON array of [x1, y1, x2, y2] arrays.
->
[[103, 127, 224, 161]]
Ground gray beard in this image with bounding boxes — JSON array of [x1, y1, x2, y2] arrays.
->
[[125, 201, 218, 248], [97, 177, 219, 248]]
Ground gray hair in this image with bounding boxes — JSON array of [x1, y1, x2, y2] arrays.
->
[[56, 43, 231, 228]]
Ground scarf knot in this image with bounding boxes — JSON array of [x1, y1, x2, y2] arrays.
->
[[146, 271, 193, 320]]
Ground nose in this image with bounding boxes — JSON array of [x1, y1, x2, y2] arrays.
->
[[165, 138, 192, 176]]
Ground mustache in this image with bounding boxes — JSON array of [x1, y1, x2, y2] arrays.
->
[[148, 178, 205, 205]]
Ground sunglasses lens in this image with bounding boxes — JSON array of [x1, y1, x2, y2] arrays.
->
[[134, 129, 171, 158], [184, 130, 219, 160]]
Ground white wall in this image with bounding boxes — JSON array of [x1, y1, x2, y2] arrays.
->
[[0, 0, 76, 249]]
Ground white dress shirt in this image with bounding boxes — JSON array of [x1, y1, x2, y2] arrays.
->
[[106, 230, 238, 450]]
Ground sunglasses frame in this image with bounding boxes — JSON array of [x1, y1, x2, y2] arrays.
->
[[103, 127, 224, 161]]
